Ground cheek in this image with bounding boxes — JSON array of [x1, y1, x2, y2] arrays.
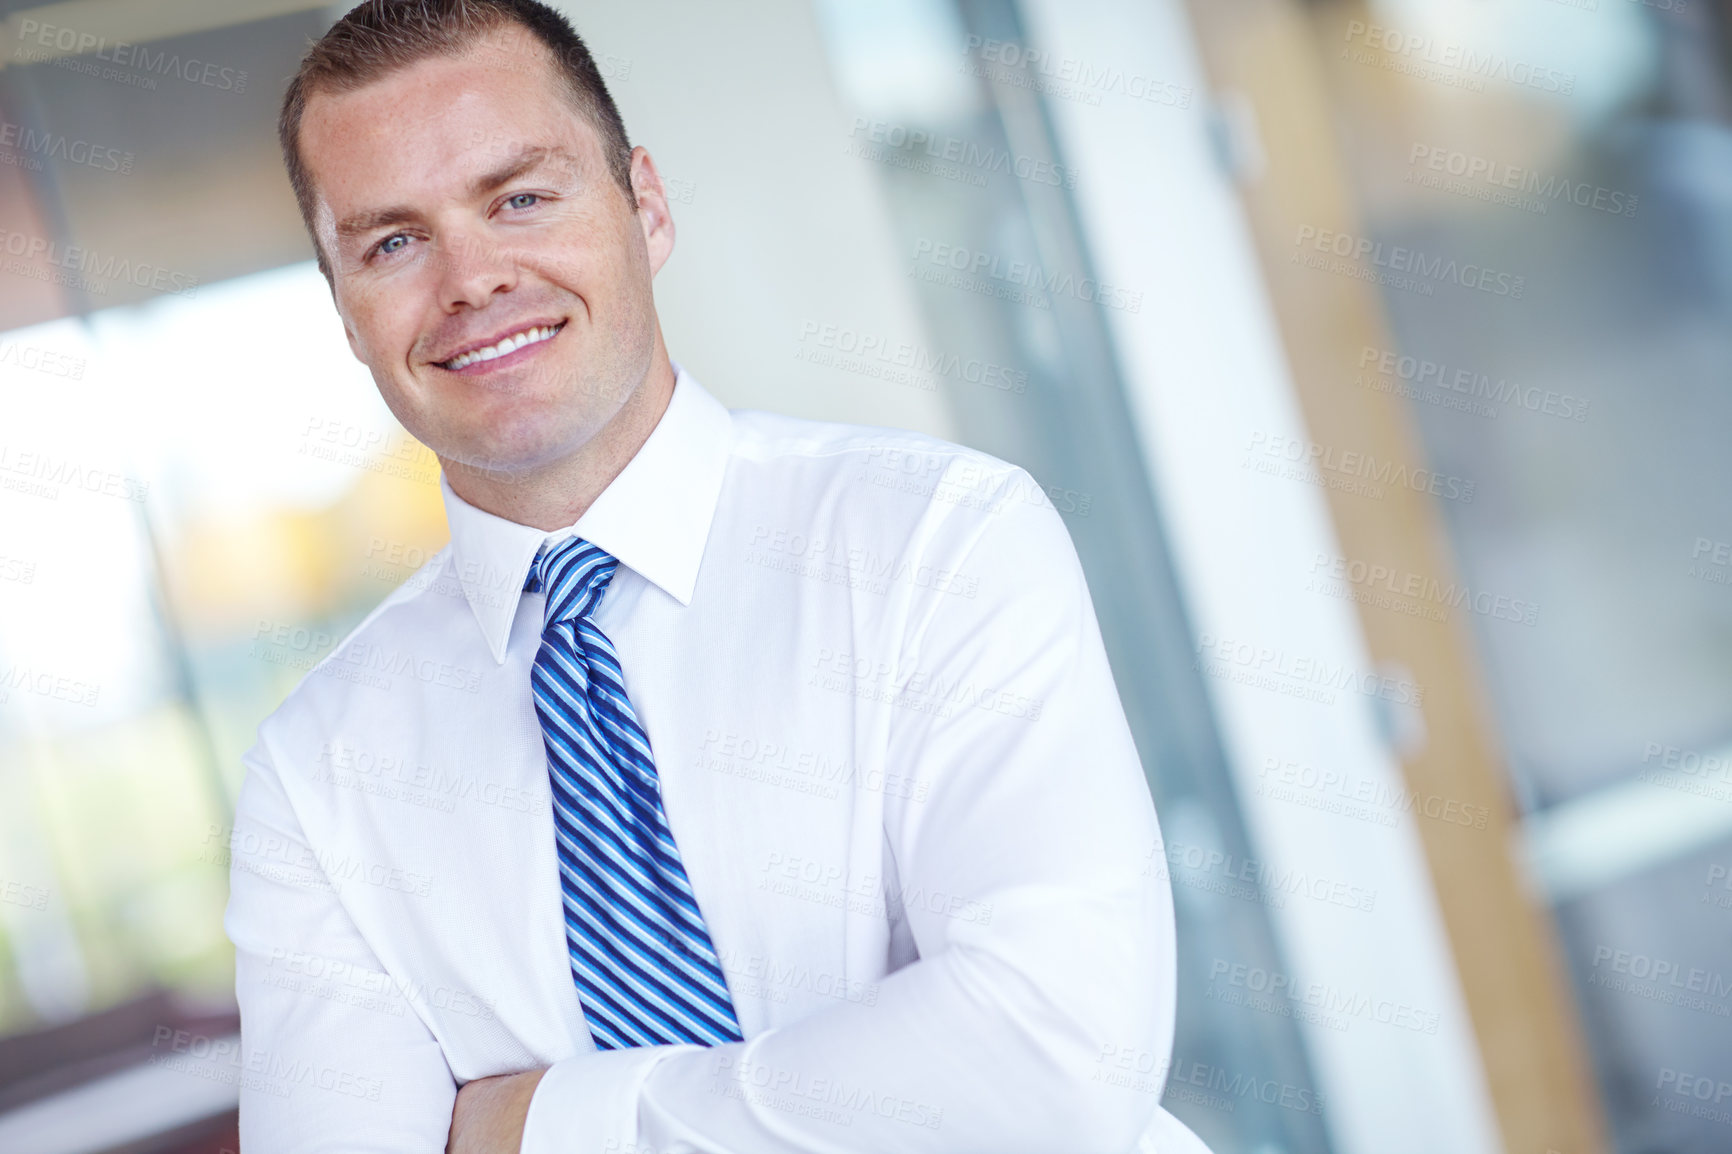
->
[[346, 290, 419, 365], [535, 207, 633, 284]]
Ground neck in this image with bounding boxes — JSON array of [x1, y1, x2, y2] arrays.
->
[[441, 344, 678, 531]]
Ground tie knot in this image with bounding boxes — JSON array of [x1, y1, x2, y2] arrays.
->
[[524, 536, 618, 626]]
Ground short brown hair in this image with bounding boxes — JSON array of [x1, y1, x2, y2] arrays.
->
[[279, 0, 634, 280]]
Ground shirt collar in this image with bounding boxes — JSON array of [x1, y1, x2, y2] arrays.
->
[[438, 361, 734, 665]]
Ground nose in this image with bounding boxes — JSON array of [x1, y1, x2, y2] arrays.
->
[[436, 227, 518, 312]]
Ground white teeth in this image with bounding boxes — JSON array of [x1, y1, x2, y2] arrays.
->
[[445, 324, 560, 370]]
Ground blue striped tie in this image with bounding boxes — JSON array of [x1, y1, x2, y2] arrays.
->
[[524, 536, 743, 1049]]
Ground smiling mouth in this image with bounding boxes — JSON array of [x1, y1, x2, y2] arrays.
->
[[437, 321, 566, 371]]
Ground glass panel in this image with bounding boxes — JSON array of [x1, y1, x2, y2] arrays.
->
[[814, 2, 1331, 1149], [1308, 1, 1732, 1149]]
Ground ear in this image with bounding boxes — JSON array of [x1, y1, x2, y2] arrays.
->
[[628, 146, 676, 275]]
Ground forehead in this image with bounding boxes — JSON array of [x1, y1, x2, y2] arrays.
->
[[299, 25, 596, 217]]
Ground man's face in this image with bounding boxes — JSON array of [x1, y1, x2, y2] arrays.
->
[[298, 25, 670, 478]]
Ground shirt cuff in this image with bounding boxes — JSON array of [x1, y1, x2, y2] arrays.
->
[[519, 1045, 689, 1154]]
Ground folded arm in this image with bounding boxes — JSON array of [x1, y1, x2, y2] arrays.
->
[[224, 744, 459, 1153], [517, 473, 1179, 1154]]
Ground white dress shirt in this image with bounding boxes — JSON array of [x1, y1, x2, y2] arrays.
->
[[223, 363, 1209, 1154]]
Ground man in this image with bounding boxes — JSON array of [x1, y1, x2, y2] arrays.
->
[[225, 2, 1209, 1151]]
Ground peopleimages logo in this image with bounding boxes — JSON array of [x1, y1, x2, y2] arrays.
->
[[911, 239, 1143, 313], [15, 19, 248, 93], [959, 35, 1193, 110], [1357, 346, 1590, 422], [0, 227, 198, 297], [1293, 226, 1525, 298], [1244, 429, 1477, 503], [0, 340, 86, 379], [1341, 20, 1575, 95], [1687, 538, 1732, 588], [847, 117, 1080, 190], [1257, 757, 1490, 831], [1308, 552, 1540, 627], [0, 878, 49, 911], [1589, 945, 1732, 1001], [1167, 1058, 1326, 1116], [1164, 840, 1379, 913], [1640, 741, 1732, 785], [796, 320, 1028, 395], [0, 442, 148, 503], [0, 118, 133, 174], [1655, 1068, 1732, 1128], [1407, 144, 1637, 218], [1193, 633, 1425, 706], [1206, 958, 1441, 1035]]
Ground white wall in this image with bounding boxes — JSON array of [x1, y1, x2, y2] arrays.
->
[[559, 0, 956, 439]]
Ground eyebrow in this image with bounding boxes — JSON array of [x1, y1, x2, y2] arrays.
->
[[333, 145, 581, 243]]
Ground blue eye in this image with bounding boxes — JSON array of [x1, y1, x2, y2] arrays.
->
[[506, 193, 540, 210], [378, 234, 409, 256]]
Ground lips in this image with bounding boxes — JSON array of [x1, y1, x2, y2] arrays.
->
[[436, 320, 566, 371]]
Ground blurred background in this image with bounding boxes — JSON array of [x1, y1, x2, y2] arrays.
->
[[0, 0, 1726, 1151]]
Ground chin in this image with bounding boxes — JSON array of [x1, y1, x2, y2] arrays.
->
[[447, 427, 569, 476]]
